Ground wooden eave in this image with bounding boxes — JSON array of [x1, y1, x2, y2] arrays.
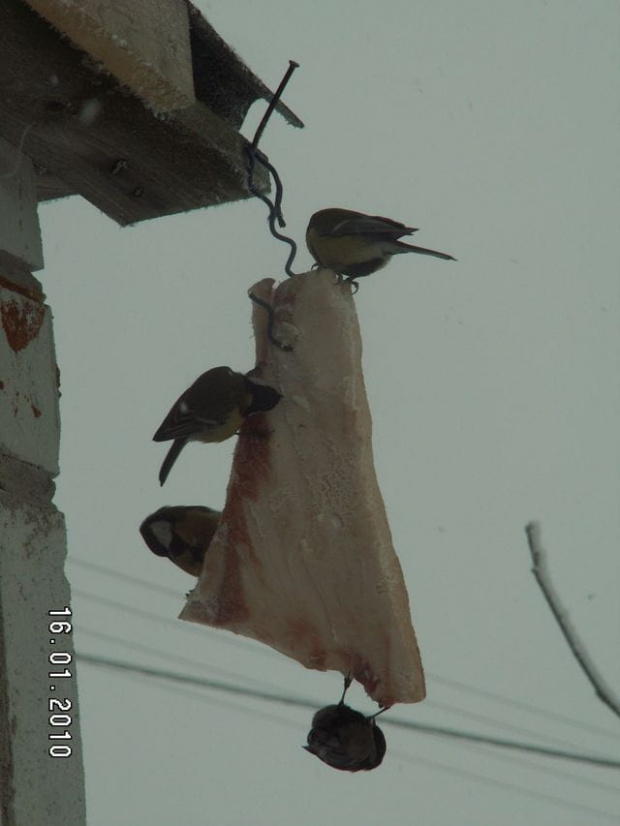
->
[[0, 0, 302, 225]]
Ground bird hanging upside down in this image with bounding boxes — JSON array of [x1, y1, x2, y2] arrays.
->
[[306, 207, 455, 281], [305, 702, 387, 772]]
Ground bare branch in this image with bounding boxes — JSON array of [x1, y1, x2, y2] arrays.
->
[[525, 521, 620, 720]]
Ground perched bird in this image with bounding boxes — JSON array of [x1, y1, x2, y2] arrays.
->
[[153, 366, 281, 485], [139, 505, 221, 577], [305, 702, 387, 772], [306, 207, 455, 280]]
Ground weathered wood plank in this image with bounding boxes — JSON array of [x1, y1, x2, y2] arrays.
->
[[24, 0, 195, 112], [0, 0, 269, 225]]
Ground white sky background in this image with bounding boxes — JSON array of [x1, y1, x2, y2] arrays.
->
[[39, 0, 620, 823]]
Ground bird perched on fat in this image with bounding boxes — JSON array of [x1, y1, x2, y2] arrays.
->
[[153, 366, 281, 486], [139, 505, 220, 577], [306, 207, 455, 280]]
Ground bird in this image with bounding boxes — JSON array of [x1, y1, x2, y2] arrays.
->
[[306, 207, 455, 281], [153, 366, 281, 485], [139, 505, 221, 577], [304, 702, 387, 772]]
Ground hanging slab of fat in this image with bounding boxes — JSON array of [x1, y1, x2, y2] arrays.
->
[[180, 270, 425, 708]]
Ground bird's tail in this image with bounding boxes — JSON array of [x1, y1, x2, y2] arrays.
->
[[395, 241, 456, 261], [159, 439, 187, 486]]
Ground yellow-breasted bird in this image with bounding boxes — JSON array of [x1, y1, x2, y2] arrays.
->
[[153, 366, 281, 485], [306, 208, 455, 281], [139, 505, 221, 577]]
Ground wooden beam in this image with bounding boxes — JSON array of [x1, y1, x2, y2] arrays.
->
[[0, 0, 268, 226], [24, 0, 195, 112]]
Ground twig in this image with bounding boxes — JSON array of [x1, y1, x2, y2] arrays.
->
[[525, 521, 620, 720]]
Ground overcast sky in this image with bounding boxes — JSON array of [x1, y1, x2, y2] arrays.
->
[[40, 1, 619, 823]]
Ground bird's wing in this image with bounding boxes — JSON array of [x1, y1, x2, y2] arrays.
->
[[153, 403, 224, 441], [327, 214, 417, 239]]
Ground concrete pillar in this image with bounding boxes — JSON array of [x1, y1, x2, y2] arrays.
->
[[0, 136, 86, 825]]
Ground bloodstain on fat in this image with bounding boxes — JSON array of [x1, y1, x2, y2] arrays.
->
[[203, 417, 275, 626]]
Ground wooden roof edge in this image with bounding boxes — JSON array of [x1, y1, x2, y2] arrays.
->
[[185, 1, 303, 130]]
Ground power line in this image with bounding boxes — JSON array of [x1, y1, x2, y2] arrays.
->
[[76, 652, 620, 770], [69, 555, 619, 742], [388, 749, 620, 824], [96, 644, 620, 798], [422, 698, 602, 753], [110, 670, 620, 822], [464, 742, 620, 797], [68, 555, 181, 598], [70, 586, 614, 754], [76, 624, 620, 796], [383, 716, 620, 770], [427, 672, 620, 742], [71, 587, 277, 659], [76, 625, 297, 695]]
